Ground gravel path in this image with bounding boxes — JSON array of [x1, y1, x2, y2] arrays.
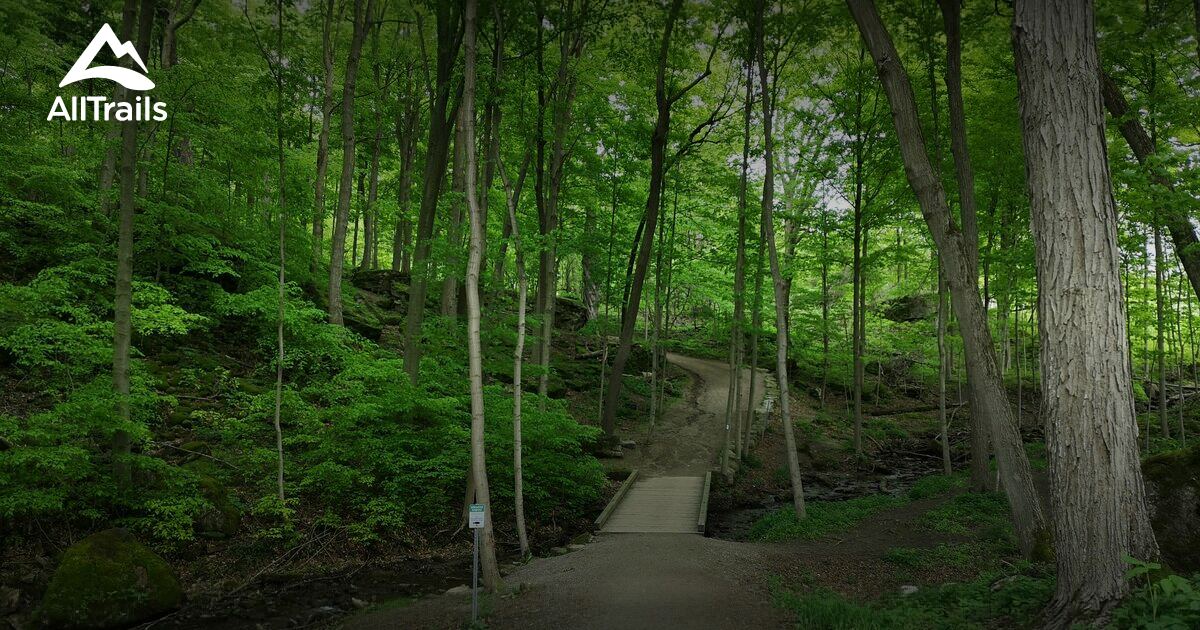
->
[[344, 354, 787, 630]]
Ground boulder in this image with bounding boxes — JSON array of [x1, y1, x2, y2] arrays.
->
[[1142, 446, 1200, 572], [36, 529, 182, 629], [195, 474, 241, 539], [880, 294, 935, 323]]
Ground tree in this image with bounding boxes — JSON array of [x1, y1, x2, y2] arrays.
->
[[403, 3, 463, 383], [112, 0, 145, 488], [310, 0, 337, 271], [1012, 0, 1159, 622], [461, 0, 503, 592], [937, 0, 989, 489], [600, 0, 721, 435], [846, 0, 1047, 558], [755, 0, 806, 519], [500, 150, 533, 558], [327, 0, 373, 325]]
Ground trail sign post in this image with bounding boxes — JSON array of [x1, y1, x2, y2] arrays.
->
[[468, 503, 485, 624]]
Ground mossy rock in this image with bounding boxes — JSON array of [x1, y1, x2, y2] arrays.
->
[[181, 465, 240, 539], [36, 528, 182, 629], [1142, 446, 1200, 571]]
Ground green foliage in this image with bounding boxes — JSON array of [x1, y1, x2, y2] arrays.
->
[[906, 474, 964, 500], [747, 495, 907, 542], [883, 543, 982, 570], [772, 565, 1054, 629], [1113, 558, 1200, 629]]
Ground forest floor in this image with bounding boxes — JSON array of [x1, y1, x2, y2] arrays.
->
[[345, 354, 989, 629]]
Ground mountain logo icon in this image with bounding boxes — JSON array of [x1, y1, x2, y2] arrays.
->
[[59, 23, 154, 91]]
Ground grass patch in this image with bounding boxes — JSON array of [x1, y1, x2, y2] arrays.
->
[[773, 565, 1055, 629], [882, 543, 981, 570], [906, 474, 964, 500], [748, 494, 907, 542], [919, 491, 1009, 535]]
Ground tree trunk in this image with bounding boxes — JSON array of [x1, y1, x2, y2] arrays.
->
[[938, 260, 951, 475], [756, 0, 806, 518], [1012, 0, 1160, 622], [391, 63, 419, 273], [404, 4, 463, 383], [327, 0, 372, 324], [600, 0, 684, 435], [361, 108, 382, 272], [111, 0, 141, 489], [440, 112, 468, 316], [461, 0, 502, 592], [938, 0, 990, 490], [1156, 225, 1169, 437], [723, 26, 754, 476], [271, 0, 287, 503], [847, 0, 1047, 557], [499, 152, 531, 559], [311, 0, 336, 271]]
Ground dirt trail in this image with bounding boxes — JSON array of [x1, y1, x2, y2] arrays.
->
[[621, 352, 766, 476], [345, 354, 787, 630]]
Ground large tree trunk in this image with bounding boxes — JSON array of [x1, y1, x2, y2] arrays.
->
[[1013, 0, 1160, 623], [461, 0, 502, 592], [938, 0, 990, 490], [404, 4, 463, 382], [847, 0, 1047, 557], [327, 0, 372, 324], [756, 0, 806, 518]]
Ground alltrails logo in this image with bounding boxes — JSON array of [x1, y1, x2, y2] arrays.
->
[[48, 23, 167, 122]]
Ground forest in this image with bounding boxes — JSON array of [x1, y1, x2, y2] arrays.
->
[[2, 0, 1200, 628]]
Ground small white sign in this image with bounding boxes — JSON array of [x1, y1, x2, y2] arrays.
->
[[468, 503, 485, 529]]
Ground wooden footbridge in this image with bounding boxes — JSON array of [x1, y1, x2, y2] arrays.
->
[[595, 471, 712, 534]]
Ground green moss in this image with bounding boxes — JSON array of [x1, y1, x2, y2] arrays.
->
[[36, 528, 182, 629]]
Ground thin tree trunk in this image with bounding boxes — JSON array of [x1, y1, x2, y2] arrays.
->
[[111, 0, 141, 489], [756, 0, 805, 518], [939, 0, 990, 489], [938, 260, 951, 475], [311, 0, 337, 271], [1013, 0, 1160, 622], [271, 0, 287, 503], [1156, 225, 1169, 437], [601, 0, 684, 435], [391, 64, 419, 273], [847, 0, 1047, 557], [461, 0, 502, 591], [723, 25, 754, 477], [499, 152, 533, 559], [441, 112, 468, 315], [327, 0, 372, 324]]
